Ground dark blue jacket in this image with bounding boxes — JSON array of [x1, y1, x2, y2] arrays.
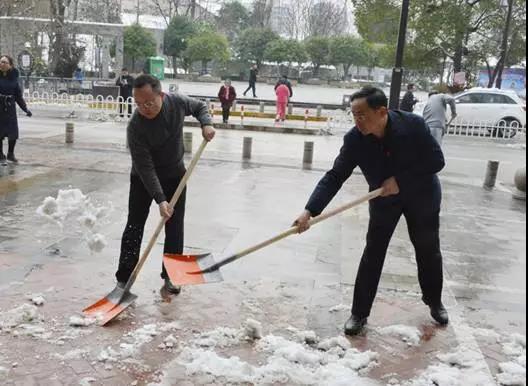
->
[[306, 110, 445, 216]]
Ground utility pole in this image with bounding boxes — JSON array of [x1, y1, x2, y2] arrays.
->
[[389, 0, 410, 110]]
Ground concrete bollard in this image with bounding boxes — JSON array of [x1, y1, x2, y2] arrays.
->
[[288, 104, 293, 115], [206, 98, 211, 111], [210, 103, 215, 118], [304, 109, 309, 129], [243, 137, 253, 160], [316, 105, 323, 118], [513, 166, 526, 201], [232, 101, 237, 112], [259, 102, 265, 113], [184, 132, 193, 154], [65, 122, 74, 144], [241, 105, 245, 125], [303, 141, 314, 165], [483, 160, 500, 189]]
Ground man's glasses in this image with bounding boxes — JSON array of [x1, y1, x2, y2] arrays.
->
[[0, 61, 9, 64], [136, 100, 157, 109]]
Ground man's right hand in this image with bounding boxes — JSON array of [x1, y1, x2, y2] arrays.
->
[[293, 210, 312, 234], [159, 201, 174, 219]]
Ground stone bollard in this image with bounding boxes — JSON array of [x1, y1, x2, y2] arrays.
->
[[513, 166, 526, 201], [184, 132, 193, 154], [232, 101, 237, 112], [304, 109, 309, 129], [241, 105, 245, 125], [243, 137, 253, 160], [206, 98, 211, 111], [316, 105, 323, 118], [303, 141, 314, 165], [288, 104, 293, 115], [259, 102, 265, 113], [65, 122, 74, 144], [483, 161, 500, 189]]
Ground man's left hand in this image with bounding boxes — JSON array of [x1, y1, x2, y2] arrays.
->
[[202, 125, 216, 142], [381, 177, 400, 197]]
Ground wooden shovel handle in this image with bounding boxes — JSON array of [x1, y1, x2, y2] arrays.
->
[[125, 139, 208, 291], [230, 188, 383, 264]]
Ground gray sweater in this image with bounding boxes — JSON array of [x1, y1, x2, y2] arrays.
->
[[127, 93, 212, 203], [423, 94, 457, 130]]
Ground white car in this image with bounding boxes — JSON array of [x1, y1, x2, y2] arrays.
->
[[417, 88, 526, 137]]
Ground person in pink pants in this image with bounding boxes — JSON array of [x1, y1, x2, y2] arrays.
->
[[275, 83, 290, 122]]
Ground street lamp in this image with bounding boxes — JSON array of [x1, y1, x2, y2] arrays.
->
[[496, 0, 514, 89], [389, 0, 411, 110]]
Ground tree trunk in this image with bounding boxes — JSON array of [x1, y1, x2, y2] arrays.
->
[[343, 63, 351, 81], [313, 64, 320, 78], [452, 29, 465, 74], [440, 54, 447, 86], [202, 60, 208, 75], [172, 55, 178, 78]]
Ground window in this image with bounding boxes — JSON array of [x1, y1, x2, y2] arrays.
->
[[481, 94, 518, 104], [457, 93, 484, 104]]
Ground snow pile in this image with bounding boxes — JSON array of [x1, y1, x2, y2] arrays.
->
[[393, 348, 496, 386], [286, 327, 320, 345], [79, 377, 96, 386], [0, 304, 39, 331], [26, 294, 45, 306], [194, 319, 263, 348], [497, 334, 526, 386], [36, 188, 112, 253], [0, 366, 8, 377], [153, 320, 381, 386], [378, 325, 422, 346], [98, 324, 160, 362], [69, 315, 98, 328]]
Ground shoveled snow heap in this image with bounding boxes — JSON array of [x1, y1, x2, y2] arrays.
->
[[497, 334, 526, 386], [0, 304, 39, 330], [36, 188, 112, 253], [152, 319, 381, 386], [378, 325, 422, 346]]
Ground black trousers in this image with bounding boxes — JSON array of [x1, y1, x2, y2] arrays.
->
[[244, 82, 256, 97], [222, 104, 231, 123], [116, 174, 186, 283], [352, 180, 444, 318]]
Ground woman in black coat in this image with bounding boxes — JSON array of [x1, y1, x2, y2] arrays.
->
[[0, 55, 32, 163]]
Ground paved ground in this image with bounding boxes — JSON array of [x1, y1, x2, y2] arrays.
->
[[0, 116, 526, 385]]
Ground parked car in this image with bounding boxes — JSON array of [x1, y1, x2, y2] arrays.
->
[[416, 88, 526, 138]]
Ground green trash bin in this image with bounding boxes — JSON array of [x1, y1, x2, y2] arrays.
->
[[146, 57, 165, 80]]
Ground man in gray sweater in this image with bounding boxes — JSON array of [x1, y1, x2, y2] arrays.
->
[[423, 92, 457, 146], [116, 74, 215, 294]]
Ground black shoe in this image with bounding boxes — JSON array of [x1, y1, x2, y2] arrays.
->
[[344, 315, 368, 336], [117, 281, 126, 289], [7, 153, 18, 163], [164, 277, 182, 295], [430, 303, 449, 325]]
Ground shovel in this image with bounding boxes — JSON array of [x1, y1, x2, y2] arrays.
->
[[164, 188, 383, 286], [83, 139, 209, 326]]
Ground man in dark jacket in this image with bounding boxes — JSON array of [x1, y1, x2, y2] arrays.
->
[[293, 87, 448, 336], [400, 83, 418, 112], [0, 55, 32, 164], [274, 75, 293, 98], [218, 79, 237, 124], [116, 68, 135, 117], [243, 64, 258, 98], [116, 74, 215, 294]]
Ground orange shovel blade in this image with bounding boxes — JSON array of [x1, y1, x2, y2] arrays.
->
[[163, 253, 223, 286], [82, 286, 138, 326]]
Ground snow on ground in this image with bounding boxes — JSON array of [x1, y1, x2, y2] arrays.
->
[[497, 334, 526, 386], [377, 325, 422, 346], [36, 188, 112, 253], [329, 304, 350, 313], [26, 294, 45, 306], [151, 319, 381, 386], [0, 304, 39, 331], [391, 348, 497, 386]]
